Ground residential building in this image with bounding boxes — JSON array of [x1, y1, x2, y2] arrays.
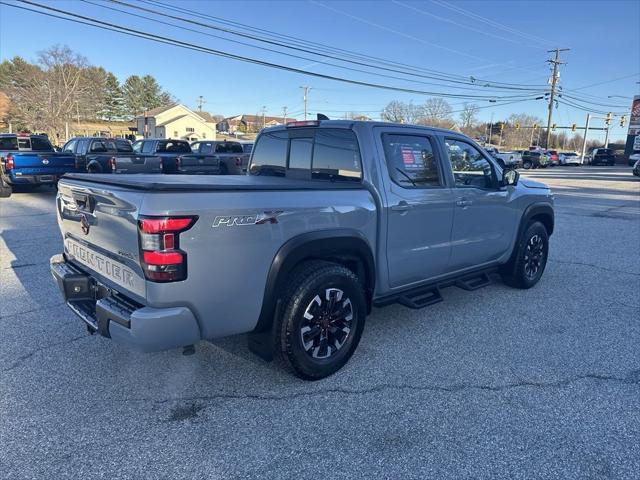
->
[[135, 103, 217, 141], [217, 114, 297, 133]]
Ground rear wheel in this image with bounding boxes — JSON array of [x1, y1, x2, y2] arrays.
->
[[274, 261, 366, 380], [501, 221, 549, 289], [523, 160, 532, 170]]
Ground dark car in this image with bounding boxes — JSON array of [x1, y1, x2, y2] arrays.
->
[[132, 139, 193, 173], [633, 159, 640, 177], [521, 151, 550, 169], [61, 137, 162, 174], [590, 148, 616, 166]]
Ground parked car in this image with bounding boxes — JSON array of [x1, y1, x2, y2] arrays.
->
[[546, 150, 560, 166], [628, 152, 640, 167], [484, 146, 521, 169], [633, 159, 640, 177], [521, 150, 550, 169], [559, 151, 582, 166], [50, 120, 554, 379], [180, 140, 249, 174], [0, 133, 78, 187], [131, 139, 193, 173], [590, 148, 616, 166], [61, 137, 162, 174]]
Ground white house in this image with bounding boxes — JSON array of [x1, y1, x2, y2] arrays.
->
[[135, 103, 217, 141]]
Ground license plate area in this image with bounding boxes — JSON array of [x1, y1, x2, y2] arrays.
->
[[38, 175, 54, 182]]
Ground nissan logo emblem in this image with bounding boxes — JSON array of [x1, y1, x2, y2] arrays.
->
[[42, 158, 49, 165]]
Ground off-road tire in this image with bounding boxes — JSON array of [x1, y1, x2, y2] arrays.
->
[[501, 221, 549, 289], [274, 260, 366, 380]]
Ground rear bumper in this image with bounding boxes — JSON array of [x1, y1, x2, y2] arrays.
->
[[6, 172, 61, 185], [50, 254, 201, 352]]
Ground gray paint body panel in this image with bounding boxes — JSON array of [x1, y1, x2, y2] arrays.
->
[[54, 121, 553, 349]]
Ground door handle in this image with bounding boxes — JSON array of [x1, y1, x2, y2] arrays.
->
[[391, 201, 412, 212], [456, 199, 473, 208]]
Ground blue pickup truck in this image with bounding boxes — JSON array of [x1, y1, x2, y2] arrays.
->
[[0, 133, 78, 187]]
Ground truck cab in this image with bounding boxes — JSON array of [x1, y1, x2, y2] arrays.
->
[[131, 139, 193, 173]]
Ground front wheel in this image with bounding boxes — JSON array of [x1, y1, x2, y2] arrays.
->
[[501, 221, 549, 289], [275, 261, 367, 380]]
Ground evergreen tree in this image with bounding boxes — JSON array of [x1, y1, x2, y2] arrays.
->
[[100, 72, 125, 121]]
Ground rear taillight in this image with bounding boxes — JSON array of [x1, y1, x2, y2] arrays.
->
[[5, 154, 14, 171], [109, 157, 117, 172], [138, 216, 196, 282]]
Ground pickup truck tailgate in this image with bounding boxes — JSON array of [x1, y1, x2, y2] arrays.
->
[[56, 176, 147, 300]]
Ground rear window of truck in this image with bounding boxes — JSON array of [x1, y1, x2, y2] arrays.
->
[[115, 140, 133, 153], [214, 142, 243, 154], [29, 136, 54, 151], [250, 128, 362, 182]]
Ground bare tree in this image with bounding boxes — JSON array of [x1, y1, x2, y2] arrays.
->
[[459, 103, 479, 131], [381, 100, 421, 124], [418, 98, 453, 128]]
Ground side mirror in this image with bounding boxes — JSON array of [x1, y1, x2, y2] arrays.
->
[[502, 168, 519, 187]]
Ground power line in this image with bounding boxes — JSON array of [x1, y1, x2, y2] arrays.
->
[[4, 0, 548, 102], [114, 0, 547, 92], [79, 0, 546, 95]]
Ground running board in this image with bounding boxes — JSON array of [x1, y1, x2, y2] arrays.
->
[[455, 272, 491, 291], [397, 286, 443, 309]]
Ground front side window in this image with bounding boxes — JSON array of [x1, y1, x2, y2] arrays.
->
[[141, 141, 154, 154], [312, 129, 361, 181], [382, 134, 441, 188], [62, 139, 77, 154], [445, 138, 496, 189]]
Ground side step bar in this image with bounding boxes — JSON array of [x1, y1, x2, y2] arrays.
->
[[456, 272, 491, 291], [398, 286, 443, 309], [374, 268, 495, 310]]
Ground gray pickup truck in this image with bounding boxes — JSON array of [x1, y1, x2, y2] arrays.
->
[[50, 120, 554, 380]]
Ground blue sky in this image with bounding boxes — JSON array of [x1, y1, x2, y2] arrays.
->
[[1, 0, 638, 142]]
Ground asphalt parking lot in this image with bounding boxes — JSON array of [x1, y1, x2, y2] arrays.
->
[[1, 166, 639, 479]]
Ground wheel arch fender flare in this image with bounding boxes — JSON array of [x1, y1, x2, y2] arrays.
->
[[86, 159, 103, 172], [253, 229, 375, 333]]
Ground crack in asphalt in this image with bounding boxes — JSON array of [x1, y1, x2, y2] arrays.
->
[[124, 370, 640, 406], [549, 258, 640, 277], [2, 334, 88, 373]]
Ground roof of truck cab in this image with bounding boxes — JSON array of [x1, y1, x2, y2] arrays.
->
[[262, 119, 465, 136]]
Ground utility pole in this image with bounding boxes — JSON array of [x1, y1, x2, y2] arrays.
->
[[300, 86, 311, 120], [261, 106, 266, 129], [545, 48, 569, 148], [530, 126, 536, 147], [196, 95, 206, 112], [488, 111, 494, 145], [580, 113, 591, 162], [282, 106, 288, 125]]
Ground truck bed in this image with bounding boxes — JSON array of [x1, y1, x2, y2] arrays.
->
[[62, 173, 366, 191]]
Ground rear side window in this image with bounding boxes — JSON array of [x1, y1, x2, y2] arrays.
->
[[312, 130, 361, 181], [115, 140, 133, 153], [214, 142, 243, 154], [250, 129, 362, 182], [382, 134, 441, 187], [250, 131, 288, 176], [30, 136, 53, 151], [0, 136, 19, 150]]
